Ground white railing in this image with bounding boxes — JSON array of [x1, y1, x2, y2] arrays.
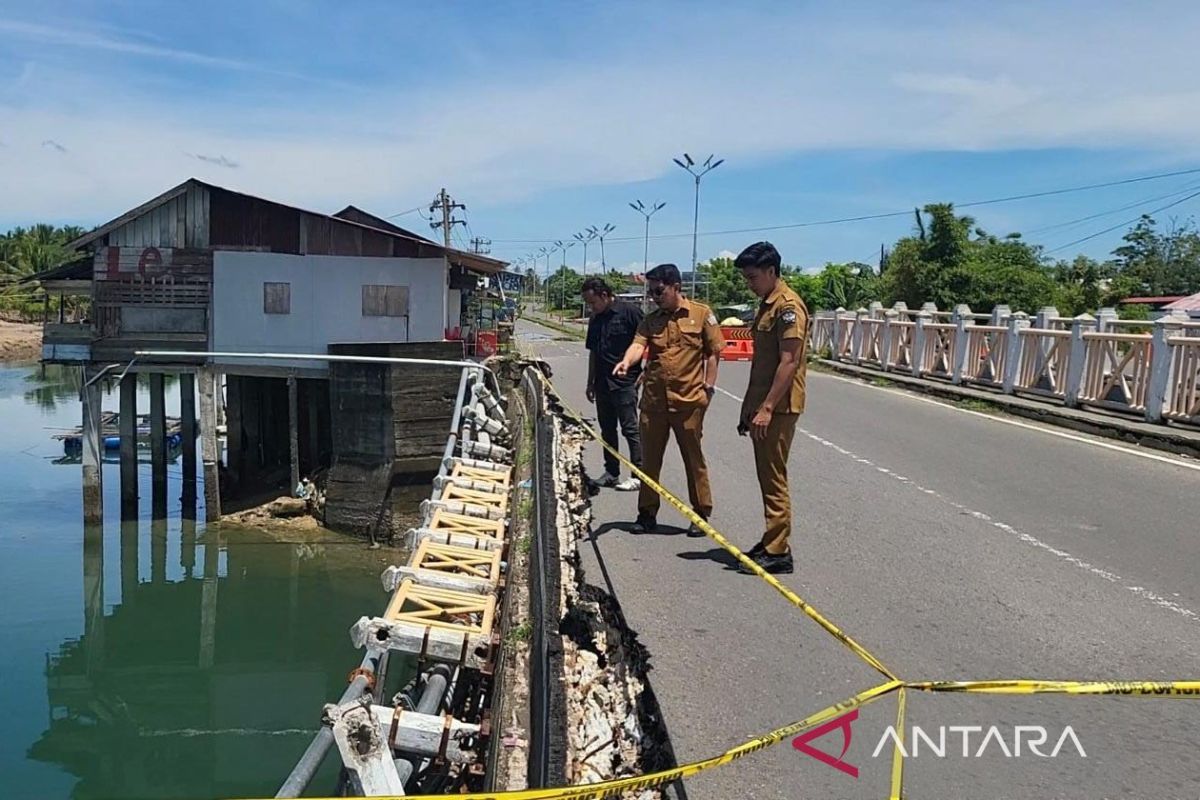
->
[[1163, 334, 1200, 424], [1078, 332, 1153, 414], [961, 325, 1009, 389], [807, 301, 1200, 428]]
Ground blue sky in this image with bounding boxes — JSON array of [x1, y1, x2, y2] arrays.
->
[[2, 1, 1200, 274]]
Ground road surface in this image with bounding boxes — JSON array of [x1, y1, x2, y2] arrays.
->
[[517, 318, 1200, 800]]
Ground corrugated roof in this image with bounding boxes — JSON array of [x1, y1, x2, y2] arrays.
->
[[68, 179, 508, 274], [1163, 291, 1200, 312]]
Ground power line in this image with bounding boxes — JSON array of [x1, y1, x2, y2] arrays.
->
[[385, 205, 425, 220], [1044, 189, 1200, 254], [487, 165, 1200, 245], [1024, 180, 1200, 236]]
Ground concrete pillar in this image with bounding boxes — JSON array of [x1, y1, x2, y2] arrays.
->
[[83, 522, 105, 673], [199, 529, 220, 668], [991, 304, 1012, 327], [868, 300, 884, 319], [920, 302, 938, 317], [1146, 318, 1182, 422], [1035, 306, 1060, 330], [891, 301, 909, 320], [952, 314, 971, 385], [1096, 307, 1118, 333], [912, 311, 931, 378], [199, 366, 222, 522], [119, 373, 138, 518], [288, 374, 300, 492], [1002, 313, 1030, 394], [952, 303, 973, 323], [851, 308, 867, 364], [881, 310, 897, 371], [832, 307, 846, 359], [1065, 314, 1096, 408], [81, 367, 103, 525], [149, 373, 167, 518]]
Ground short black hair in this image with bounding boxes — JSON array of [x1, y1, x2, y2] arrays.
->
[[580, 277, 613, 297], [645, 263, 682, 286], [735, 241, 782, 275]]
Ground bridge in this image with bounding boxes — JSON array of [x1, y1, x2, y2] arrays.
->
[[516, 316, 1200, 799]]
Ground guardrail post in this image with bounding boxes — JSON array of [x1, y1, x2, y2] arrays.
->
[[1002, 313, 1029, 394], [1096, 306, 1118, 333], [1064, 314, 1095, 408], [952, 307, 972, 385], [851, 307, 867, 364], [921, 302, 939, 317], [1035, 306, 1060, 330], [1146, 317, 1181, 422], [831, 307, 846, 360], [881, 309, 897, 372], [868, 300, 884, 319], [891, 301, 909, 321], [912, 311, 931, 378], [991, 304, 1011, 327]]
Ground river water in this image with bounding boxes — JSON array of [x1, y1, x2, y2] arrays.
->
[[0, 363, 416, 799]]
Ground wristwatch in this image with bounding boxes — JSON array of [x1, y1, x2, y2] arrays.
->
[[704, 384, 715, 397]]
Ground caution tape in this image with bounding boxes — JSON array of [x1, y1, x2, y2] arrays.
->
[[266, 681, 901, 800], [906, 679, 1200, 696], [546, 380, 898, 681]]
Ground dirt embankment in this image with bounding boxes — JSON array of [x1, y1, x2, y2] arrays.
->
[[0, 320, 42, 362]]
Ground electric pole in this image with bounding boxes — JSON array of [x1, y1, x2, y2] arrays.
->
[[629, 200, 666, 310], [673, 154, 723, 297], [470, 237, 491, 254], [430, 188, 466, 336]]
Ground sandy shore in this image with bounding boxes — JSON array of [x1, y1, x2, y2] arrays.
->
[[0, 321, 42, 362]]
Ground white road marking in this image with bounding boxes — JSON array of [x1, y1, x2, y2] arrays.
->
[[711, 384, 1200, 622], [809, 370, 1200, 474]]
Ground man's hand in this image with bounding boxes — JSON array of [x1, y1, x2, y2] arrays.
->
[[750, 405, 773, 441], [613, 360, 630, 378], [586, 385, 596, 403]]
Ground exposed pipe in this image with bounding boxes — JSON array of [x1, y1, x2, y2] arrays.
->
[[395, 664, 455, 786], [275, 652, 380, 798]]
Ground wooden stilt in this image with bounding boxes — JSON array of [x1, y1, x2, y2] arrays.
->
[[306, 379, 320, 474], [288, 374, 300, 491], [180, 372, 197, 487], [82, 367, 103, 525], [199, 366, 222, 521], [120, 518, 138, 602], [119, 373, 138, 518], [150, 372, 167, 517]]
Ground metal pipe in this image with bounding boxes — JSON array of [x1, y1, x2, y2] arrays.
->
[[275, 652, 379, 798], [439, 368, 473, 478], [134, 349, 493, 374], [395, 664, 454, 786]]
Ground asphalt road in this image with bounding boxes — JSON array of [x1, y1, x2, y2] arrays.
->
[[516, 319, 1200, 800]]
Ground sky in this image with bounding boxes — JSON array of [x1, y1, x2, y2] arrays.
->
[[3, 1, 1200, 275]]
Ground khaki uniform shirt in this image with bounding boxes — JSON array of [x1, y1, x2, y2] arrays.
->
[[742, 282, 809, 421], [634, 298, 725, 411]]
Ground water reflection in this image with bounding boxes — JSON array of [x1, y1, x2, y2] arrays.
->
[[27, 519, 399, 799]]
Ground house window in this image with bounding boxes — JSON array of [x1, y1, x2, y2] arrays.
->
[[264, 282, 291, 314], [362, 284, 409, 317]]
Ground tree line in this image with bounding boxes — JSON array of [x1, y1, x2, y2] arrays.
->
[[0, 224, 86, 320], [527, 205, 1200, 317]]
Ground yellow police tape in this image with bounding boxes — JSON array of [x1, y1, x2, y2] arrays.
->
[[908, 679, 1200, 696]]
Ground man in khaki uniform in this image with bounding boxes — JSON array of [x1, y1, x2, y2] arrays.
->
[[613, 263, 724, 534], [734, 242, 808, 574]]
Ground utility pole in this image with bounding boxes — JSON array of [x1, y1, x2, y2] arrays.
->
[[470, 237, 491, 254], [429, 188, 467, 336], [596, 223, 615, 271]]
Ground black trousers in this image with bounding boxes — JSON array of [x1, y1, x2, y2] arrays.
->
[[595, 385, 642, 477]]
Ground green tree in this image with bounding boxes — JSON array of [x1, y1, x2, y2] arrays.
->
[[544, 266, 583, 310]]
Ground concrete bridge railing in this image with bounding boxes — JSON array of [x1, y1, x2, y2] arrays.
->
[[810, 303, 1200, 428]]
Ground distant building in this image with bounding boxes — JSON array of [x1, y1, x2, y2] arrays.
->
[[1117, 295, 1188, 319], [1162, 292, 1200, 320]]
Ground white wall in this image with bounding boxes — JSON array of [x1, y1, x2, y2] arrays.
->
[[212, 251, 447, 370]]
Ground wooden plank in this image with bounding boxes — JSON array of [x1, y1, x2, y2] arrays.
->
[[429, 508, 506, 536]]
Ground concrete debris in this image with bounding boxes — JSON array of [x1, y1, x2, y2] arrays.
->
[[551, 417, 663, 800]]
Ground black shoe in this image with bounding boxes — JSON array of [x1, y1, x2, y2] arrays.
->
[[739, 549, 794, 575], [631, 514, 657, 533], [686, 517, 708, 537], [746, 542, 765, 557]]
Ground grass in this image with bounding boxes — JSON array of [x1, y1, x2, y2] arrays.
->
[[955, 398, 995, 413], [505, 620, 532, 649], [517, 495, 532, 522], [870, 376, 893, 388], [517, 533, 532, 555]]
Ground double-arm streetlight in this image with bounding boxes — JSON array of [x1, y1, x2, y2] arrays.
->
[[594, 223, 615, 270], [673, 153, 723, 297], [573, 229, 598, 319], [554, 239, 574, 320], [629, 200, 666, 307]]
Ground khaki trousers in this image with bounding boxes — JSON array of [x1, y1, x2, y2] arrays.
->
[[637, 404, 713, 519], [753, 413, 799, 554]]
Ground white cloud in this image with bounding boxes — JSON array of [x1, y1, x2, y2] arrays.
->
[[3, 4, 1200, 223]]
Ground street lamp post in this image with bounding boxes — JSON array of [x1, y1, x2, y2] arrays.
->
[[673, 153, 724, 297], [574, 228, 598, 319], [629, 200, 666, 310], [555, 240, 574, 321], [595, 223, 615, 271]]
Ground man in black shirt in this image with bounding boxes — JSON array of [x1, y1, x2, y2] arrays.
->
[[583, 277, 643, 491]]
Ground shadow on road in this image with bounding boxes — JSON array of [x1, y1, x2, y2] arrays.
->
[[676, 547, 744, 570]]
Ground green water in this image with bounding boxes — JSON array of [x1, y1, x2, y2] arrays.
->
[[0, 364, 413, 799]]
